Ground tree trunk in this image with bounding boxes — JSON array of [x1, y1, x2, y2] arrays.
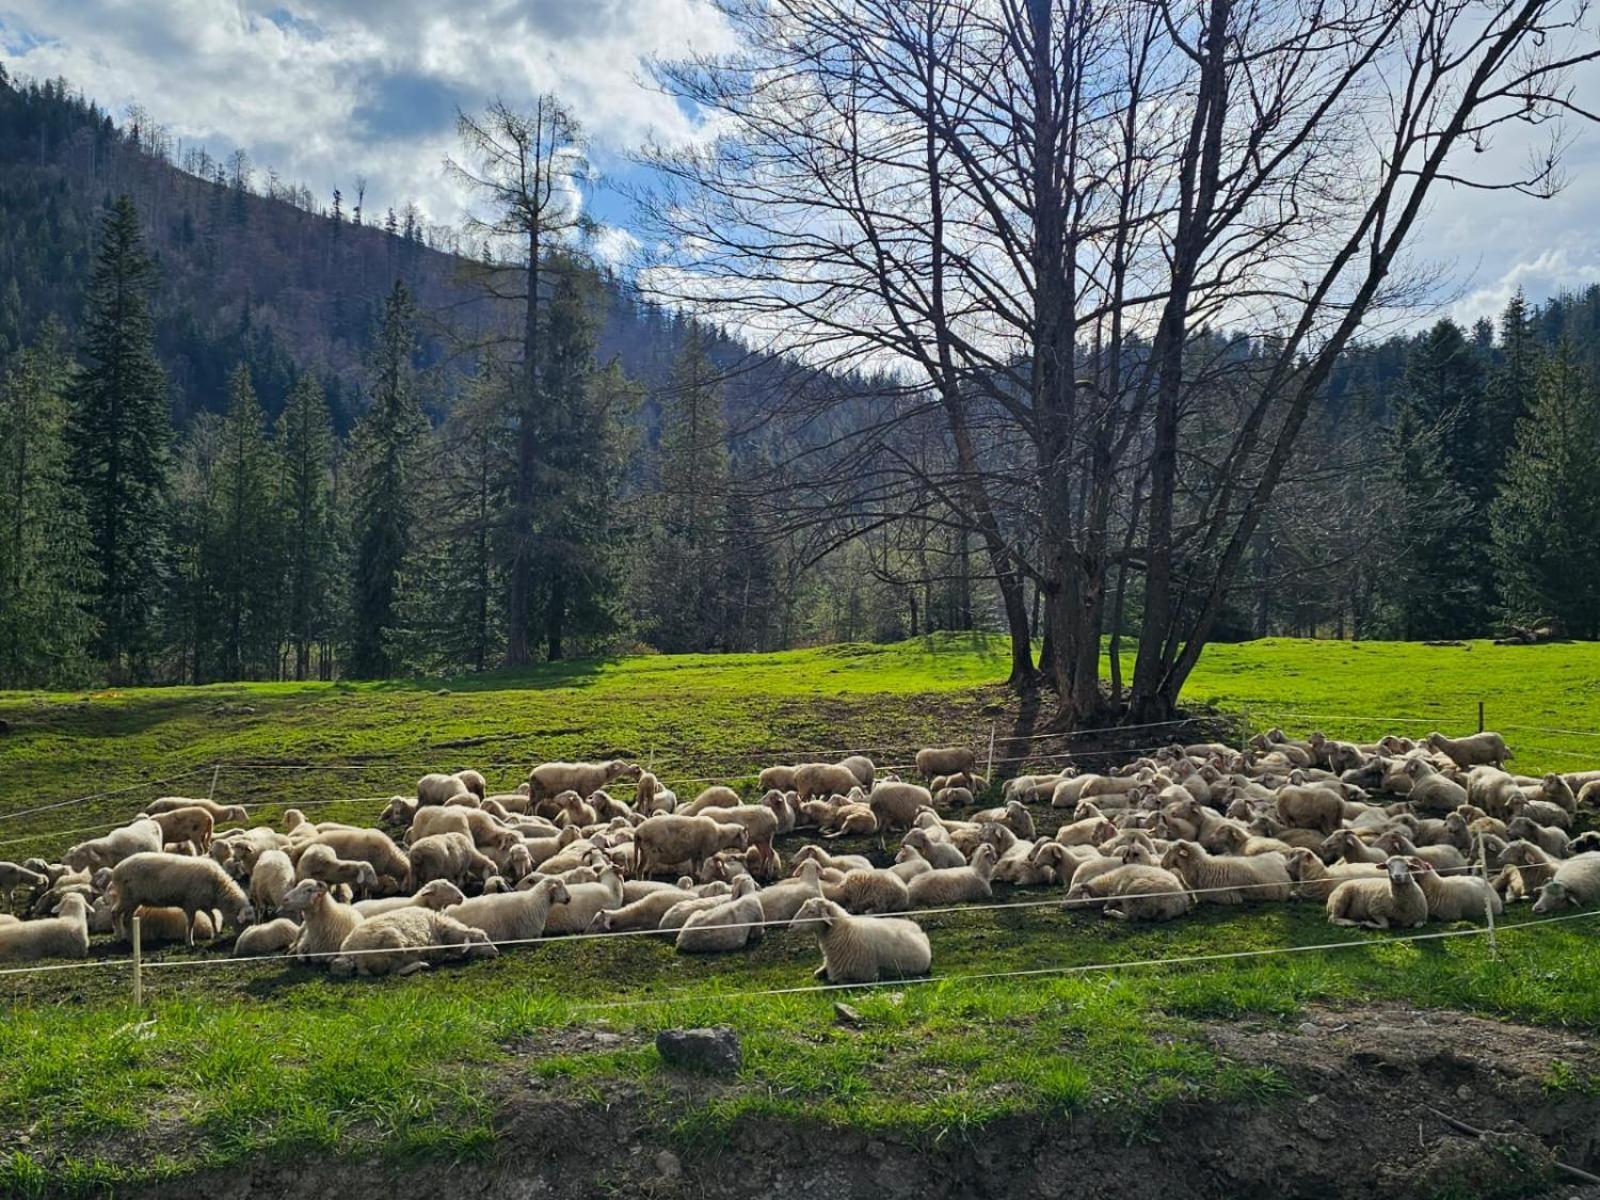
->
[[505, 230, 541, 667]]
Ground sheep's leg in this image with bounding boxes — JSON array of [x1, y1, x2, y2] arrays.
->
[[185, 909, 196, 948], [812, 963, 828, 980]]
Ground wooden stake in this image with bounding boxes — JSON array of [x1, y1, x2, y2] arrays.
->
[[1478, 833, 1497, 957], [131, 916, 143, 1008], [208, 764, 221, 801], [986, 722, 996, 781]]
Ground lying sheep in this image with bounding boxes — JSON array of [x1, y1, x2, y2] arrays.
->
[[0, 894, 90, 961], [1427, 731, 1511, 769], [1401, 760, 1469, 814], [906, 843, 997, 906], [280, 879, 363, 964], [900, 828, 965, 869], [354, 880, 468, 918], [1326, 857, 1429, 929], [676, 876, 765, 953], [587, 886, 697, 932], [795, 896, 931, 983], [64, 819, 164, 873], [825, 867, 911, 914], [330, 908, 497, 977], [234, 918, 301, 957], [108, 853, 255, 946], [1532, 853, 1600, 913], [446, 878, 571, 943], [1407, 858, 1502, 922], [1492, 841, 1562, 902], [1274, 785, 1344, 835], [527, 760, 640, 804], [915, 746, 976, 779], [1063, 864, 1192, 922], [540, 869, 624, 935], [791, 845, 874, 874], [1161, 841, 1291, 905], [1284, 848, 1382, 900], [657, 883, 737, 932]]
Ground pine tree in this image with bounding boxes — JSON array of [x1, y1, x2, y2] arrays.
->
[[68, 195, 171, 680], [1489, 343, 1600, 637], [0, 320, 99, 686], [1485, 291, 1539, 455], [212, 365, 283, 678], [165, 414, 225, 683], [347, 280, 425, 678], [278, 372, 340, 680]]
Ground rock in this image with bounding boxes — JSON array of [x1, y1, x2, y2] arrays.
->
[[655, 1026, 742, 1075], [834, 1002, 865, 1027], [592, 1031, 623, 1047], [654, 1149, 682, 1179]]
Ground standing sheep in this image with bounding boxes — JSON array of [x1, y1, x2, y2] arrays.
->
[[792, 762, 861, 803], [915, 746, 976, 780], [108, 853, 255, 947], [248, 849, 296, 917], [527, 760, 641, 804], [407, 832, 499, 890], [633, 814, 749, 880], [795, 897, 932, 983], [1427, 731, 1512, 769], [64, 819, 164, 873], [279, 879, 363, 965]]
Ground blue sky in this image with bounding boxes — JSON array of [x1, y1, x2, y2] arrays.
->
[[2, 1, 1599, 326]]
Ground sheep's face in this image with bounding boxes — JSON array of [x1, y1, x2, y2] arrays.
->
[[1383, 857, 1412, 886], [1532, 881, 1572, 914], [793, 898, 835, 930], [236, 902, 257, 927], [279, 879, 325, 915]]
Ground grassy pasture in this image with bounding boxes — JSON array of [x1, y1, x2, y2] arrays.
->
[[3, 633, 1600, 1193]]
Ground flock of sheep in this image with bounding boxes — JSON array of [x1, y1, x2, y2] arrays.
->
[[2, 728, 1599, 985]]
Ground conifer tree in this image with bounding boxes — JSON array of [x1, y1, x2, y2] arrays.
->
[[0, 320, 99, 686], [212, 364, 283, 677], [278, 372, 340, 679], [68, 195, 170, 680]]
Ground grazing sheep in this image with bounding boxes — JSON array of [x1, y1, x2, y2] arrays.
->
[[234, 918, 301, 957], [1161, 841, 1291, 905], [1326, 857, 1429, 929], [108, 853, 255, 946], [301, 829, 411, 890], [446, 878, 571, 943], [826, 868, 912, 914], [1064, 865, 1192, 922], [0, 861, 48, 908], [407, 832, 498, 890], [915, 746, 976, 779], [792, 762, 860, 803], [296, 844, 380, 896], [354, 880, 467, 918], [676, 876, 765, 953], [146, 796, 250, 824], [248, 849, 296, 917], [540, 869, 624, 935], [796, 896, 932, 983], [0, 894, 90, 961], [634, 814, 749, 879], [64, 819, 164, 873], [1407, 858, 1503, 922], [1531, 853, 1600, 913], [1427, 731, 1511, 769], [905, 843, 997, 906], [330, 908, 497, 977], [527, 760, 641, 804], [694, 805, 780, 865], [866, 782, 934, 842], [837, 755, 876, 790]]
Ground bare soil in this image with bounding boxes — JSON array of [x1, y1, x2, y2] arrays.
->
[[124, 1002, 1600, 1200]]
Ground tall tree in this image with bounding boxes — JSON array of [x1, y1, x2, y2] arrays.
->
[[68, 194, 170, 680], [1490, 344, 1600, 638], [0, 321, 99, 687], [164, 414, 225, 683], [347, 280, 425, 678], [212, 365, 283, 678], [278, 372, 340, 680]]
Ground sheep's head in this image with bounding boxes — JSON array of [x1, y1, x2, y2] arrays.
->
[[1118, 843, 1156, 866], [793, 896, 837, 931], [1383, 856, 1413, 885], [1532, 880, 1574, 913], [278, 879, 326, 915], [894, 845, 923, 866], [1284, 848, 1315, 880], [541, 879, 573, 908], [418, 880, 466, 909], [609, 761, 643, 783], [1161, 842, 1196, 870]]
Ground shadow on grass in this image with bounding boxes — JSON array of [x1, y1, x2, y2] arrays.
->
[[362, 656, 621, 695]]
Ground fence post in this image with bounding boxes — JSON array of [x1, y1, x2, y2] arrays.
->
[[986, 722, 996, 781], [1478, 833, 1497, 957], [647, 746, 654, 773], [131, 916, 143, 1007], [207, 764, 221, 802], [1478, 701, 1485, 734], [1241, 706, 1251, 753]]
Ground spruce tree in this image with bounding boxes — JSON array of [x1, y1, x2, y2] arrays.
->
[[278, 372, 339, 680], [1489, 343, 1600, 637], [165, 414, 225, 683], [68, 195, 171, 680], [347, 280, 425, 678], [0, 320, 99, 686], [212, 365, 283, 678]]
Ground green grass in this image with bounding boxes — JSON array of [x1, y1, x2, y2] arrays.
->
[[4, 633, 1600, 1187]]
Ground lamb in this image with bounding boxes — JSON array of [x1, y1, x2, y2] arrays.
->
[[1283, 848, 1383, 901], [0, 894, 90, 961], [248, 849, 296, 917], [906, 843, 997, 906], [795, 896, 932, 983], [234, 918, 301, 957], [1426, 731, 1512, 769], [1407, 858, 1503, 922], [446, 878, 571, 943], [539, 869, 625, 935], [866, 781, 934, 841], [300, 829, 411, 890], [1160, 841, 1292, 905], [552, 791, 599, 829], [634, 814, 749, 880], [1064, 864, 1192, 922], [900, 828, 966, 869], [825, 867, 911, 914], [792, 762, 861, 803], [143, 805, 216, 853], [892, 847, 935, 882], [934, 786, 975, 808], [1326, 857, 1429, 929], [407, 832, 499, 890], [915, 746, 976, 779], [108, 853, 255, 946], [1531, 853, 1600, 913], [280, 878, 365, 964], [1400, 760, 1469, 814], [527, 760, 641, 804], [1370, 831, 1467, 872], [330, 908, 497, 977], [1504, 816, 1570, 858], [354, 880, 467, 918], [145, 796, 249, 823], [676, 876, 765, 953], [633, 771, 674, 815], [296, 843, 380, 895], [63, 819, 164, 872]]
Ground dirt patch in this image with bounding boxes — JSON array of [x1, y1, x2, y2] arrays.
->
[[114, 1002, 1600, 1200]]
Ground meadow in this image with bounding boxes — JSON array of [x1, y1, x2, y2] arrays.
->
[[3, 634, 1600, 1193]]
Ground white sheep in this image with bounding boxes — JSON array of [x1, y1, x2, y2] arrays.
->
[[0, 894, 90, 961], [795, 896, 931, 983], [1326, 857, 1429, 929], [539, 869, 624, 935], [234, 918, 301, 957], [634, 814, 749, 879], [675, 876, 765, 953], [905, 843, 997, 906], [1532, 853, 1600, 913], [248, 849, 296, 917], [64, 819, 164, 873], [279, 878, 364, 965], [527, 760, 640, 804], [295, 844, 380, 895], [446, 878, 572, 943], [353, 880, 467, 918], [915, 746, 976, 779], [1427, 731, 1512, 769], [330, 908, 498, 977], [108, 853, 255, 946]]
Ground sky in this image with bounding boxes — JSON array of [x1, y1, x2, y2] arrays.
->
[[1, 1, 1599, 330]]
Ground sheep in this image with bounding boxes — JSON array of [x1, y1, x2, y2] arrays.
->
[[693, 805, 780, 865], [1503, 816, 1569, 858], [1507, 795, 1572, 831], [795, 897, 931, 983], [900, 828, 966, 869], [121, 905, 219, 945], [379, 796, 419, 827], [866, 781, 934, 842], [906, 843, 997, 906], [527, 760, 641, 804], [0, 861, 48, 908], [540, 869, 624, 935], [234, 918, 301, 957], [821, 802, 878, 838], [280, 878, 365, 963], [586, 886, 697, 932], [63, 819, 164, 873], [676, 876, 765, 953], [1274, 785, 1345, 835], [758, 766, 797, 793], [552, 791, 599, 829], [1407, 858, 1503, 922], [248, 849, 296, 917], [1371, 831, 1467, 872], [634, 814, 749, 880], [1568, 831, 1600, 855], [1538, 773, 1579, 816], [354, 880, 467, 918], [417, 772, 473, 806], [0, 894, 90, 961], [300, 829, 411, 891], [1326, 856, 1429, 929], [1283, 848, 1383, 901], [330, 908, 497, 977], [1400, 760, 1469, 814], [791, 845, 874, 874], [1160, 841, 1292, 905], [1465, 767, 1523, 818], [793, 762, 860, 803], [1491, 841, 1562, 902], [446, 878, 571, 943], [915, 746, 976, 780], [825, 868, 911, 914], [145, 796, 250, 824], [892, 846, 935, 882], [1003, 773, 1064, 804], [838, 755, 876, 790], [407, 832, 498, 890], [108, 853, 255, 946], [1064, 864, 1192, 922], [657, 883, 738, 932], [1426, 731, 1511, 769], [1207, 825, 1295, 858], [934, 786, 975, 808], [295, 843, 380, 896], [142, 805, 216, 853], [1532, 853, 1600, 913]]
